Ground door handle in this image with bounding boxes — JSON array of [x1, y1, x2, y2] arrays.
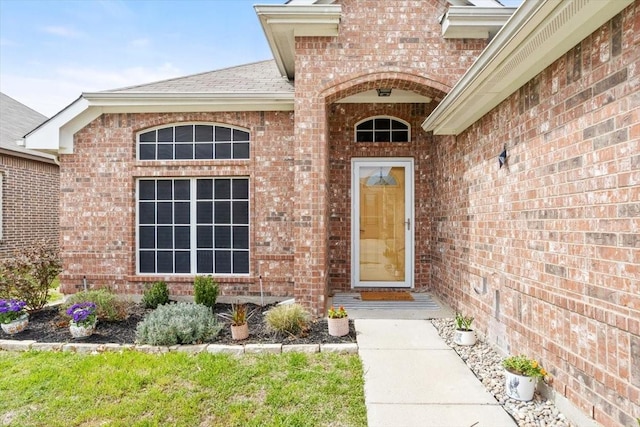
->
[[405, 218, 411, 231]]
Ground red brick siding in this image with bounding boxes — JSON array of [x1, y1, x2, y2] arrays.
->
[[431, 4, 639, 426], [327, 102, 438, 292], [0, 154, 59, 259], [59, 111, 296, 299], [292, 0, 486, 313]]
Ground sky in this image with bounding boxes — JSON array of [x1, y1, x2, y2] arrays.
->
[[0, 0, 522, 118]]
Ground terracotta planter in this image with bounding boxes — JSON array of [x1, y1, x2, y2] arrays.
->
[[70, 320, 97, 338], [453, 329, 477, 346], [1, 313, 29, 335], [505, 369, 537, 401], [327, 317, 349, 337], [231, 323, 249, 340]]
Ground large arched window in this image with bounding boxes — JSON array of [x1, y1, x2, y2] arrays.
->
[[355, 117, 410, 143], [138, 123, 250, 160]]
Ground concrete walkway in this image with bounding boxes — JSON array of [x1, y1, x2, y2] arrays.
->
[[356, 319, 517, 427]]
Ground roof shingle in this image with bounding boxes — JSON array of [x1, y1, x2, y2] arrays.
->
[[106, 60, 293, 94], [0, 92, 47, 148]]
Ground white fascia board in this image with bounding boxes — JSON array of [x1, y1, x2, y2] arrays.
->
[[441, 6, 517, 39], [423, 0, 634, 135], [25, 92, 294, 154], [255, 4, 341, 79], [83, 92, 294, 111], [24, 97, 99, 155]]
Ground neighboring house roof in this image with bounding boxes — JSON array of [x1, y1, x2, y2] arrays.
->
[[0, 92, 56, 163]]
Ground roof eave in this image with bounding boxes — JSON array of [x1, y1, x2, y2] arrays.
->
[[441, 6, 517, 39], [254, 4, 342, 80], [24, 92, 295, 154], [0, 146, 59, 164], [423, 0, 634, 135]]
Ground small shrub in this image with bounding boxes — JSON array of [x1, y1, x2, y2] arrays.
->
[[454, 313, 474, 331], [61, 289, 128, 321], [135, 302, 222, 345], [218, 302, 257, 326], [264, 303, 311, 337], [141, 281, 169, 309], [193, 276, 218, 309], [0, 241, 61, 310]]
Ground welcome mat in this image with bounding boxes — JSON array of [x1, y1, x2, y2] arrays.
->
[[360, 291, 414, 301]]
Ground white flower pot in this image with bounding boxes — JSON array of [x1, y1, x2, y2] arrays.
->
[[1, 313, 29, 335], [453, 329, 476, 346], [505, 369, 537, 401], [327, 317, 349, 337], [70, 321, 97, 338]]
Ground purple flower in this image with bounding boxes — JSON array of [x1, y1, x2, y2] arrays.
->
[[66, 302, 97, 326], [0, 299, 27, 324]]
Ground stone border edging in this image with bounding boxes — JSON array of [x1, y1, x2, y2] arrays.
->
[[0, 339, 358, 355]]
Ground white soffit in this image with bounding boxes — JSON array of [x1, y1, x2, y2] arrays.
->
[[337, 89, 432, 104], [423, 0, 634, 135], [24, 92, 295, 154], [441, 7, 517, 39], [255, 4, 342, 79]]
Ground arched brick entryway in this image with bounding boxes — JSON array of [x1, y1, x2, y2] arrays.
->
[[292, 71, 449, 315]]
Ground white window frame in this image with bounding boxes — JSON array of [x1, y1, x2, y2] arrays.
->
[[354, 116, 411, 143], [0, 173, 3, 240], [135, 176, 250, 276], [136, 123, 251, 161]]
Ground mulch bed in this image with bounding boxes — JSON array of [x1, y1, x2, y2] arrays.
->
[[2, 303, 357, 346]]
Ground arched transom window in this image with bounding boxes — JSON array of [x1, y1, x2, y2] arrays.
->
[[355, 117, 410, 143], [138, 123, 250, 160]]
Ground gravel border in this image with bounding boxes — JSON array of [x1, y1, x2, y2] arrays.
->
[[431, 318, 576, 427]]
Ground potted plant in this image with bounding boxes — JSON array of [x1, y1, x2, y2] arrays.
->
[[502, 354, 548, 401], [66, 302, 98, 338], [453, 312, 476, 346], [0, 299, 29, 335], [327, 305, 349, 337], [218, 302, 255, 340]]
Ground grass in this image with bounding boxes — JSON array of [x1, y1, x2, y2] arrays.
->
[[0, 350, 367, 427], [46, 276, 63, 304]]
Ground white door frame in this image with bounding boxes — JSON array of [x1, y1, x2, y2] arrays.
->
[[351, 158, 414, 288]]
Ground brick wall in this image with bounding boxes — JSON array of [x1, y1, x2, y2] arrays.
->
[[327, 102, 438, 292], [293, 0, 486, 312], [59, 111, 296, 299], [0, 154, 59, 259], [430, 4, 639, 426]]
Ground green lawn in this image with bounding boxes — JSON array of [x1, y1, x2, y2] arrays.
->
[[0, 350, 367, 427]]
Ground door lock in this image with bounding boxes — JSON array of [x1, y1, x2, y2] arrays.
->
[[405, 218, 411, 231]]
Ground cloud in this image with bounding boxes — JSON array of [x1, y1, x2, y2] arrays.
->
[[0, 38, 19, 47], [0, 63, 183, 117], [129, 38, 150, 49], [42, 26, 82, 38]]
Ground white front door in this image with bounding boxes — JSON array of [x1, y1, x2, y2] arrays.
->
[[352, 158, 414, 288]]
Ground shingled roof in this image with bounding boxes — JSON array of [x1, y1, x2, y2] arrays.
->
[[0, 92, 55, 162], [105, 60, 293, 95], [0, 92, 47, 146]]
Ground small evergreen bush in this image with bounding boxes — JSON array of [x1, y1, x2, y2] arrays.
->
[[141, 281, 169, 309], [264, 303, 311, 337], [193, 276, 218, 309], [135, 302, 222, 345], [61, 289, 128, 321]]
